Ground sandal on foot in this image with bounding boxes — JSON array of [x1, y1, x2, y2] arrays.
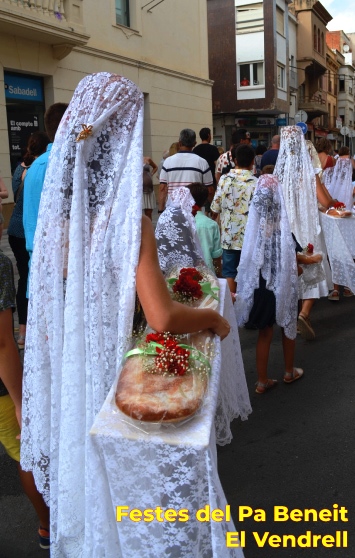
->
[[255, 379, 278, 394], [297, 314, 315, 340], [284, 367, 304, 384], [17, 335, 26, 349], [328, 289, 339, 301], [343, 288, 354, 298], [38, 526, 50, 549]]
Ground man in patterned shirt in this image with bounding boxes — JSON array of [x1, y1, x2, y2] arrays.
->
[[211, 144, 257, 293]]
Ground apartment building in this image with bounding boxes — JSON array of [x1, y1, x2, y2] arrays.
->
[[0, 0, 212, 223], [327, 30, 355, 147], [207, 0, 295, 149]]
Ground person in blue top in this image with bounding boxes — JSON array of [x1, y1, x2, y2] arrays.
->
[[187, 182, 222, 275], [23, 103, 68, 296], [8, 131, 50, 347]]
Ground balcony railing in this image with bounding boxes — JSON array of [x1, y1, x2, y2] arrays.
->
[[0, 0, 90, 58], [298, 92, 328, 115], [2, 1, 65, 19]]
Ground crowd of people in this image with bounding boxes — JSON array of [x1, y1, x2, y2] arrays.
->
[[0, 71, 355, 555]]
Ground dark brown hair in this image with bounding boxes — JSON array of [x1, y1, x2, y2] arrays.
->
[[187, 182, 208, 207], [44, 102, 68, 142], [23, 131, 51, 166], [315, 138, 332, 154], [338, 146, 350, 157]]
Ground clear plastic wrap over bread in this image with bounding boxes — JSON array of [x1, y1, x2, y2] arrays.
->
[[115, 330, 214, 423], [115, 265, 219, 424]]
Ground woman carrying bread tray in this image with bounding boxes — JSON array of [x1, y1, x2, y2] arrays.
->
[[20, 73, 232, 557]]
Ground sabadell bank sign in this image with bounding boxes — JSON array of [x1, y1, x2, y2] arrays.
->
[[4, 72, 44, 102]]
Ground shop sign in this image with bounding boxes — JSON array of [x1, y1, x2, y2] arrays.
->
[[4, 72, 44, 102], [7, 112, 40, 167], [276, 118, 287, 126], [256, 117, 275, 126]]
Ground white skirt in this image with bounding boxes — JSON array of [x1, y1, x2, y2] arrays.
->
[[143, 190, 156, 209]]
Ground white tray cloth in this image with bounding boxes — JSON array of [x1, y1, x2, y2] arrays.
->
[[319, 211, 355, 292], [89, 279, 250, 557]]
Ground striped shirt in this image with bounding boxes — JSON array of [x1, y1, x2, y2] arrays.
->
[[160, 151, 213, 194]]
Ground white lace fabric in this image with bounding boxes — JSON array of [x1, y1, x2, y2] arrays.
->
[[274, 126, 330, 296], [319, 212, 355, 292], [20, 73, 144, 556], [323, 158, 354, 210], [155, 187, 205, 273], [90, 279, 249, 557], [236, 174, 299, 339]]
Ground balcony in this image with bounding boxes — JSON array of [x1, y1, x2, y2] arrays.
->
[[298, 91, 328, 117], [0, 1, 90, 59]]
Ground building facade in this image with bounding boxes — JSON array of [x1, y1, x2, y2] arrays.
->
[[208, 0, 295, 150], [0, 0, 213, 224], [327, 30, 355, 148]]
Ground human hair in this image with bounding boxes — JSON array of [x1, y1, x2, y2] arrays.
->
[[44, 102, 68, 142], [232, 144, 255, 168], [169, 142, 179, 156], [231, 128, 248, 145], [23, 131, 50, 166], [315, 138, 332, 154], [199, 128, 211, 141], [255, 144, 267, 155], [217, 146, 224, 155], [179, 128, 196, 148], [338, 146, 350, 157], [187, 182, 209, 207], [261, 164, 275, 175]]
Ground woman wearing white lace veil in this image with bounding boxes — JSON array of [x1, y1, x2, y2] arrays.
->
[[274, 126, 335, 340], [236, 174, 302, 392], [20, 73, 230, 557], [323, 156, 353, 211], [155, 186, 205, 273], [323, 155, 355, 299]]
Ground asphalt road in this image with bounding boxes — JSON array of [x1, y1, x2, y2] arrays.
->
[[1, 213, 354, 557]]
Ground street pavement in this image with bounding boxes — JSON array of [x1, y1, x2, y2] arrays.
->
[[1, 218, 354, 557]]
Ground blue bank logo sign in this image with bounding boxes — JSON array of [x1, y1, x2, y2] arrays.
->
[[4, 73, 44, 102]]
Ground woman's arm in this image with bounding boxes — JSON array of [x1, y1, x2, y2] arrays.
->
[[136, 217, 230, 339], [316, 174, 337, 208], [0, 308, 23, 427], [144, 157, 158, 176], [0, 176, 8, 199]]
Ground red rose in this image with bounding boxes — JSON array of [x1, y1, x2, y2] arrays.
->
[[307, 243, 314, 254]]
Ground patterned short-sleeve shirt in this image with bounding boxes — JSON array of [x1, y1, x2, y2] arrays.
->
[[211, 169, 257, 250]]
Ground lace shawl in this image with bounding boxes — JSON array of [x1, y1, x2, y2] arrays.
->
[[274, 126, 321, 250], [323, 158, 353, 210], [20, 73, 144, 556], [155, 187, 205, 273], [236, 174, 298, 339]]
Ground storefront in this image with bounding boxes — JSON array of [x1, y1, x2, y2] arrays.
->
[[4, 72, 45, 173]]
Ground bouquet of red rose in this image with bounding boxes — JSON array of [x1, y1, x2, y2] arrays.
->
[[115, 264, 218, 425]]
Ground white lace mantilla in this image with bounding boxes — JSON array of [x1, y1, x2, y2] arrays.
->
[[320, 212, 355, 292], [90, 279, 250, 557], [20, 73, 144, 557]]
